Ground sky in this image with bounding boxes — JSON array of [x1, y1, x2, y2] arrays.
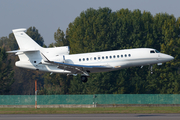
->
[[0, 0, 180, 46]]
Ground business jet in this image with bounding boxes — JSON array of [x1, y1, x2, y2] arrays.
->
[[7, 28, 174, 82]]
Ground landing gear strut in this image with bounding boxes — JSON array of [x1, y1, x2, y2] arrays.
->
[[81, 76, 88, 83], [150, 65, 153, 74]]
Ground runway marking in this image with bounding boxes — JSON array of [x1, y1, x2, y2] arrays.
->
[[1, 114, 180, 120]]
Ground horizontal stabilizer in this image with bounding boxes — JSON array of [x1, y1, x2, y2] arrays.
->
[[12, 28, 26, 33], [7, 49, 39, 53]]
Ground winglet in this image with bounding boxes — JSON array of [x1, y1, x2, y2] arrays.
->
[[40, 53, 50, 62]]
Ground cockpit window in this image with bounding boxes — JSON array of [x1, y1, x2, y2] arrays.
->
[[155, 50, 160, 53], [150, 50, 155, 53]]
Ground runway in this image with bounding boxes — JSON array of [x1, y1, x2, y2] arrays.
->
[[0, 114, 180, 120]]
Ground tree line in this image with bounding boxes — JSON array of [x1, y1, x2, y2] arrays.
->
[[0, 8, 180, 95]]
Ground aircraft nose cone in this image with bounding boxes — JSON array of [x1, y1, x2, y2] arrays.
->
[[163, 54, 174, 61], [169, 55, 174, 60], [159, 54, 174, 62], [164, 54, 174, 61]]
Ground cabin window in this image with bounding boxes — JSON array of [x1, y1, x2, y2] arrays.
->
[[102, 56, 104, 59], [110, 56, 112, 59], [150, 50, 155, 53], [113, 55, 116, 58], [117, 55, 119, 58], [98, 57, 100, 60], [106, 56, 108, 59], [94, 57, 96, 60], [90, 57, 92, 60], [128, 54, 131, 57], [121, 55, 123, 58], [83, 58, 85, 61], [79, 59, 81, 61], [34, 61, 36, 63], [86, 58, 89, 61], [125, 54, 127, 57]]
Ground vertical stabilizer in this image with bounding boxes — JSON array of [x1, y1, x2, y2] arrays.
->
[[12, 28, 41, 50]]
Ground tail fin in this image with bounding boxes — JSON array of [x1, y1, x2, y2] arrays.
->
[[12, 28, 41, 50]]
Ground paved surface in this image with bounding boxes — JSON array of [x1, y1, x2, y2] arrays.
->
[[0, 114, 180, 120]]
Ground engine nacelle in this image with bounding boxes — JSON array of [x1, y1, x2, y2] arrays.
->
[[49, 55, 65, 63], [42, 46, 70, 59]]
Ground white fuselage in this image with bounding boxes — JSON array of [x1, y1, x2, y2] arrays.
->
[[15, 48, 174, 74], [8, 28, 174, 82], [8, 28, 175, 82]]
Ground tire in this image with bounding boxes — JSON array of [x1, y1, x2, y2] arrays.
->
[[81, 76, 88, 83]]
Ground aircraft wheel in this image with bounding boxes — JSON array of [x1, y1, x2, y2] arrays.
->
[[81, 76, 88, 83]]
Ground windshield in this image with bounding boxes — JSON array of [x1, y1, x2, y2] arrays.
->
[[155, 50, 160, 53], [150, 49, 160, 53]]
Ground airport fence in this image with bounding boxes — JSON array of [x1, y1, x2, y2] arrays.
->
[[0, 94, 180, 105]]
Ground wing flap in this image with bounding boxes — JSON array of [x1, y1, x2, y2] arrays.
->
[[54, 61, 112, 75], [54, 61, 110, 69]]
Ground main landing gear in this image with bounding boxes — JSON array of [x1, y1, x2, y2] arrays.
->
[[81, 76, 88, 83], [142, 65, 153, 74], [150, 65, 153, 74], [67, 73, 88, 83]]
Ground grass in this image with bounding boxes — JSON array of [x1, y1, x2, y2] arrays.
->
[[0, 107, 180, 114]]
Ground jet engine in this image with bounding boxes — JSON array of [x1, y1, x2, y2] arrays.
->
[[49, 55, 65, 63]]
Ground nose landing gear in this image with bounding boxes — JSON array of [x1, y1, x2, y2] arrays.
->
[[150, 65, 153, 74]]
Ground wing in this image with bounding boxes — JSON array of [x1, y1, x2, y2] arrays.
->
[[40, 53, 113, 76]]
